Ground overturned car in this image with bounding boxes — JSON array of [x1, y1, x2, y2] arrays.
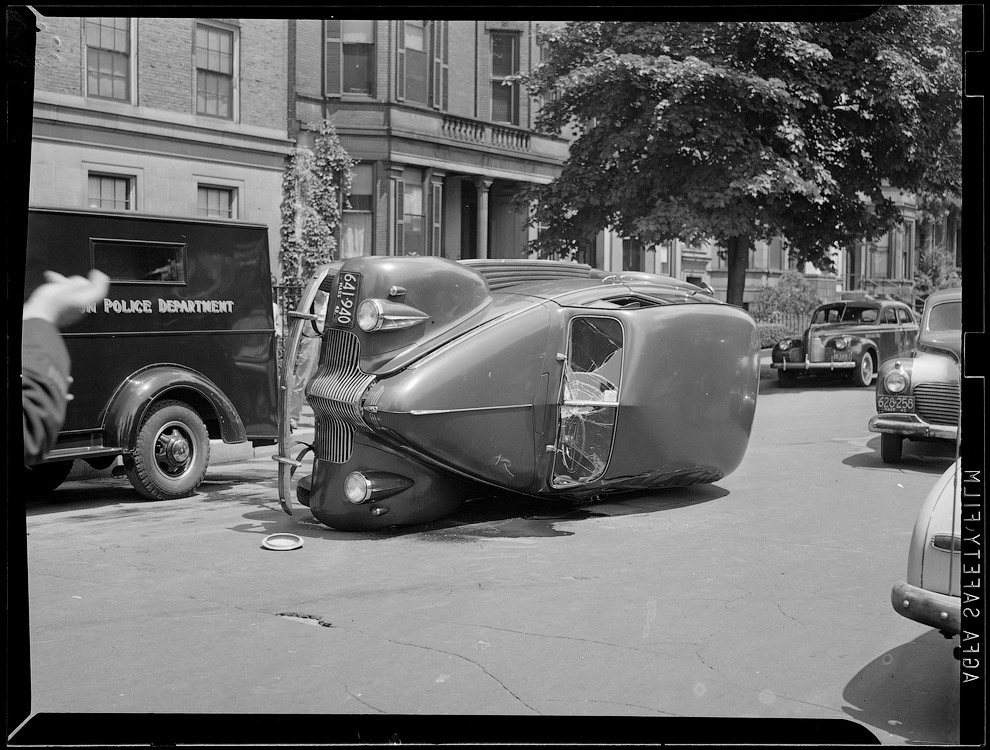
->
[[276, 258, 760, 531]]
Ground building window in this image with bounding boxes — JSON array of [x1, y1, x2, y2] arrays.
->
[[622, 238, 645, 272], [490, 32, 519, 125], [342, 164, 374, 259], [196, 24, 235, 119], [88, 173, 133, 210], [197, 185, 236, 219], [403, 180, 425, 256], [85, 18, 131, 101], [326, 20, 375, 96], [396, 21, 447, 109]]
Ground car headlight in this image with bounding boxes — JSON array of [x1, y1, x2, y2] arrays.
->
[[833, 337, 849, 350], [344, 472, 373, 504], [777, 340, 791, 351], [357, 298, 430, 332], [357, 299, 385, 332], [883, 367, 910, 394]]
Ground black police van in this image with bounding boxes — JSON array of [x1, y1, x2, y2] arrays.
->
[[24, 207, 279, 499]]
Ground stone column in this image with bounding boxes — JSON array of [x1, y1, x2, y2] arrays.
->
[[473, 177, 493, 260]]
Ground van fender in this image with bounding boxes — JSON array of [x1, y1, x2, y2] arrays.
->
[[104, 365, 246, 450]]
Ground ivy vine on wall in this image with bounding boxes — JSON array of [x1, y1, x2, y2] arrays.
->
[[278, 119, 355, 316]]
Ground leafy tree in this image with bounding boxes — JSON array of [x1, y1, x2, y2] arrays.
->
[[279, 120, 355, 313], [522, 8, 962, 305], [913, 242, 962, 304]]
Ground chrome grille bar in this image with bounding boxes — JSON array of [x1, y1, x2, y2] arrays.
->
[[915, 382, 960, 426], [307, 329, 375, 463]]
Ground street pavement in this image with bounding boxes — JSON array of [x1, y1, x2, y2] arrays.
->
[[11, 354, 965, 745]]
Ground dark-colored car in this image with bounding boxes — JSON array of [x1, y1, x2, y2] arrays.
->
[[24, 207, 279, 498], [276, 257, 760, 531], [869, 287, 961, 463], [770, 297, 918, 388]]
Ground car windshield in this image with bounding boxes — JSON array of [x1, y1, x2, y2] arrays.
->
[[811, 304, 879, 325], [926, 301, 962, 332]]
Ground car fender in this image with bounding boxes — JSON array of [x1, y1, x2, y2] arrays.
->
[[103, 365, 246, 450], [844, 336, 878, 359]]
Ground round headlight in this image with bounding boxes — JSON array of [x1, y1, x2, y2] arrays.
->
[[343, 472, 372, 504], [883, 369, 909, 394], [777, 340, 791, 351], [357, 299, 383, 332], [833, 337, 848, 350]]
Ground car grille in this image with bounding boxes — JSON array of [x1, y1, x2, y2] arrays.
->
[[808, 336, 825, 362], [307, 329, 375, 463], [915, 382, 960, 426]]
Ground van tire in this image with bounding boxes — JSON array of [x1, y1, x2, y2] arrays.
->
[[126, 400, 210, 500], [25, 460, 74, 494]]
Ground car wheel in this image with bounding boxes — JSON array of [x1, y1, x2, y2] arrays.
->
[[880, 433, 903, 463], [125, 400, 210, 500], [777, 370, 798, 388], [851, 351, 875, 387], [24, 460, 73, 494]]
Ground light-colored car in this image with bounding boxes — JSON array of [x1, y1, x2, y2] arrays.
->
[[869, 287, 961, 463], [891, 460, 961, 645]]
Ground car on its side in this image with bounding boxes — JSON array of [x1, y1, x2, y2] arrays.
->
[[869, 287, 961, 463], [891, 459, 961, 651], [770, 297, 918, 388], [275, 257, 760, 531]]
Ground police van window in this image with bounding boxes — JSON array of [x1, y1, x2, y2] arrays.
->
[[91, 239, 186, 283]]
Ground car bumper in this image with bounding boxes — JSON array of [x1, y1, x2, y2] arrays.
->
[[771, 359, 856, 371], [891, 580, 960, 635], [868, 414, 958, 441]]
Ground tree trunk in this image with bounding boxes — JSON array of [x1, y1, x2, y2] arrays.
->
[[725, 234, 750, 307]]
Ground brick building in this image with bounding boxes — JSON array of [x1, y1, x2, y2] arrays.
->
[[27, 13, 955, 303], [29, 15, 293, 268], [288, 19, 569, 263]]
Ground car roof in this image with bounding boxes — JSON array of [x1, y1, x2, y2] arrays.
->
[[926, 287, 962, 305]]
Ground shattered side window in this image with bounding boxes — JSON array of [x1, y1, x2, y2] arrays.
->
[[552, 317, 623, 487]]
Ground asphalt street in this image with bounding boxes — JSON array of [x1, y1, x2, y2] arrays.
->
[[12, 358, 963, 745]]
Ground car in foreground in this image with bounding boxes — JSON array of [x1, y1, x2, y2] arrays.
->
[[891, 460, 961, 649], [275, 257, 760, 531], [869, 287, 961, 463], [770, 297, 918, 388]]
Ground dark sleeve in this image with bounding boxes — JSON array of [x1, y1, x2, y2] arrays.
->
[[22, 318, 72, 466]]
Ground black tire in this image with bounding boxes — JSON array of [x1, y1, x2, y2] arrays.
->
[[125, 400, 210, 500], [851, 350, 875, 387], [24, 460, 73, 495], [777, 370, 798, 388], [880, 433, 904, 463]]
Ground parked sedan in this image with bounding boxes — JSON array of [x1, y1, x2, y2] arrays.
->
[[275, 257, 760, 531], [771, 298, 918, 387], [891, 460, 961, 646], [869, 287, 961, 463]]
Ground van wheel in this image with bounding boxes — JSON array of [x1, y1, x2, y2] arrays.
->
[[126, 400, 210, 500], [880, 433, 903, 463], [24, 460, 73, 494], [851, 351, 875, 387]]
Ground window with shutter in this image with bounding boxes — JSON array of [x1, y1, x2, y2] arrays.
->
[[393, 179, 405, 255], [431, 182, 443, 256], [325, 20, 342, 97]]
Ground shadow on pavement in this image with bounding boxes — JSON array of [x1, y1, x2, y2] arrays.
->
[[226, 482, 731, 543], [842, 630, 960, 744], [843, 435, 958, 476]]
